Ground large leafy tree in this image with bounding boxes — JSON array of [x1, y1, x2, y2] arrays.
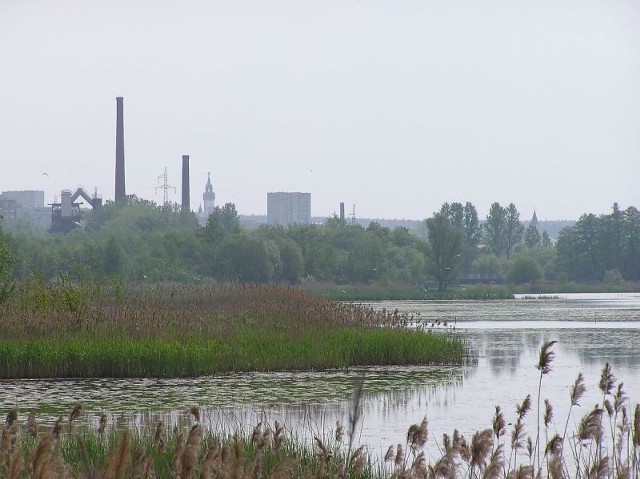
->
[[504, 203, 524, 258], [484, 202, 507, 256], [424, 213, 464, 291]]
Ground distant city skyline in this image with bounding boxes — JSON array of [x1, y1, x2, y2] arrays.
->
[[1, 0, 638, 221]]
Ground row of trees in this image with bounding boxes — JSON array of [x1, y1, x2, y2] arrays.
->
[[555, 203, 640, 281], [1, 197, 637, 290]]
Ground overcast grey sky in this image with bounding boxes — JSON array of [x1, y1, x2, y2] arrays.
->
[[1, 0, 638, 221]]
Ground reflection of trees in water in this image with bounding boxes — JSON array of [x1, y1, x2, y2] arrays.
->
[[463, 328, 640, 374]]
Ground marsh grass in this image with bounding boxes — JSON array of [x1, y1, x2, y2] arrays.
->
[[2, 351, 639, 478], [0, 282, 465, 378]]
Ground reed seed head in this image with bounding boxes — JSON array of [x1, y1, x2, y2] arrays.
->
[[535, 340, 557, 375], [570, 373, 587, 407], [599, 362, 615, 396]]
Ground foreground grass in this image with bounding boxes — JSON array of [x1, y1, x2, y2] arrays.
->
[[2, 345, 639, 478], [0, 280, 465, 378]]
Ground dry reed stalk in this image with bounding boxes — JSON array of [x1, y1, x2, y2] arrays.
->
[[97, 412, 108, 436], [482, 444, 505, 479], [102, 430, 130, 479], [199, 444, 220, 479], [178, 424, 203, 479], [585, 456, 610, 479], [384, 446, 394, 463], [266, 458, 295, 479], [348, 445, 366, 475], [154, 422, 166, 452], [190, 406, 200, 423], [335, 422, 344, 444], [273, 421, 285, 451], [27, 411, 37, 438]]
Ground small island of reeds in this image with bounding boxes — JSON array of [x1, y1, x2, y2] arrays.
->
[[0, 278, 465, 379]]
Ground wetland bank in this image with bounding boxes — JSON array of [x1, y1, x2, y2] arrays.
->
[[2, 284, 640, 477]]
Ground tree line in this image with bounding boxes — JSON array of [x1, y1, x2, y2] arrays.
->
[[0, 197, 638, 291]]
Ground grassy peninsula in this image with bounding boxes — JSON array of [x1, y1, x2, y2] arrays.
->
[[0, 280, 465, 378]]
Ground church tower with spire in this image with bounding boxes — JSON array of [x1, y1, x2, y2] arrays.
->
[[203, 172, 215, 218]]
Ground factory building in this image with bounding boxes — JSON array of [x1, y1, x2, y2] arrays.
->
[[267, 192, 311, 226], [0, 190, 50, 228]]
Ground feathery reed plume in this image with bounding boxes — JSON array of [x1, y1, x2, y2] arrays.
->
[[171, 432, 185, 477], [69, 403, 82, 423], [335, 421, 344, 443], [517, 395, 532, 419], [251, 421, 263, 447], [179, 425, 203, 479], [605, 399, 614, 418], [395, 443, 404, 468], [273, 421, 285, 451], [4, 409, 17, 427], [570, 373, 587, 406], [102, 430, 130, 479], [52, 416, 63, 438], [534, 342, 555, 473], [545, 435, 563, 457], [314, 436, 331, 464], [130, 445, 147, 479], [577, 407, 604, 443], [199, 443, 220, 479], [548, 455, 565, 479], [345, 374, 365, 479], [535, 340, 557, 375], [509, 464, 533, 479], [384, 445, 394, 463], [190, 405, 200, 423], [633, 404, 640, 447], [470, 428, 494, 471], [407, 416, 428, 454], [493, 406, 506, 440], [31, 432, 57, 479], [544, 400, 553, 428], [348, 445, 367, 474], [97, 412, 107, 435], [266, 459, 295, 479], [614, 383, 627, 414], [154, 421, 166, 451], [585, 456, 609, 479], [599, 362, 615, 397], [27, 411, 37, 439], [482, 444, 504, 479], [411, 451, 427, 477]]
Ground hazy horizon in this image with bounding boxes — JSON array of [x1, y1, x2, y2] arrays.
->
[[1, 0, 638, 221]]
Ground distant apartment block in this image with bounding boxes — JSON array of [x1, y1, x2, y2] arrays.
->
[[267, 192, 311, 226], [0, 190, 49, 228]]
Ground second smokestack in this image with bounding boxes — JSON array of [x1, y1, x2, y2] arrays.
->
[[182, 154, 190, 213], [114, 97, 126, 201]]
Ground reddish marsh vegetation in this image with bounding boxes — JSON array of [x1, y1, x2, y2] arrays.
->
[[0, 281, 465, 378]]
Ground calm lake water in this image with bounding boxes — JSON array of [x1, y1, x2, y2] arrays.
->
[[2, 292, 640, 461]]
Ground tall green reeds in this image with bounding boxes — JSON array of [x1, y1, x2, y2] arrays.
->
[[0, 281, 465, 378]]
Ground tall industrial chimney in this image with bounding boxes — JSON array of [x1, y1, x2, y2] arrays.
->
[[181, 154, 190, 213], [114, 97, 126, 201]]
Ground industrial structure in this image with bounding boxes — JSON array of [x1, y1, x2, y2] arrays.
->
[[114, 96, 126, 201], [181, 155, 190, 214], [49, 188, 102, 233], [267, 192, 311, 226]]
